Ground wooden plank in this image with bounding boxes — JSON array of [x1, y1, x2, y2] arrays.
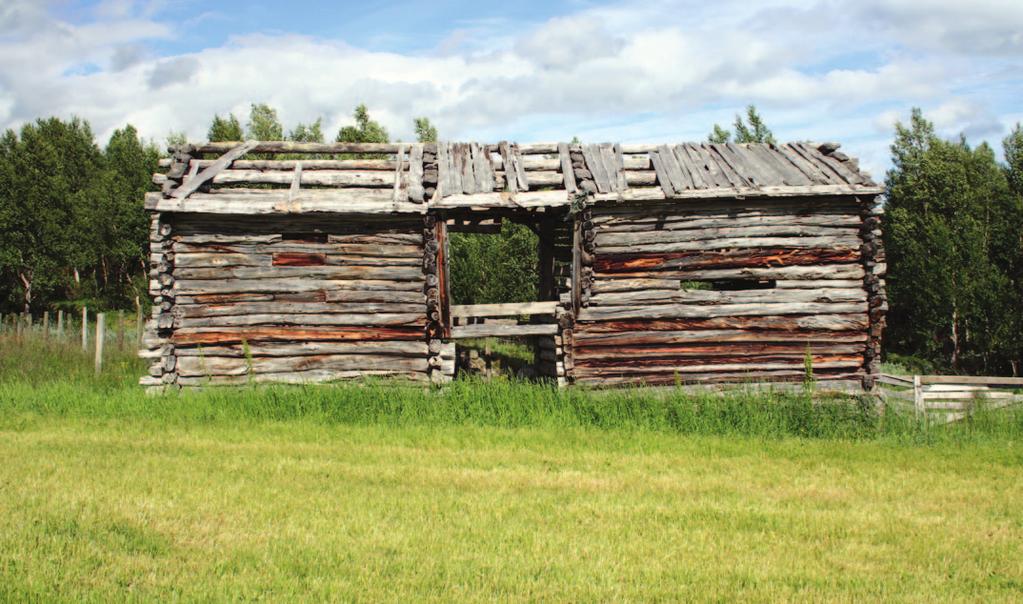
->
[[594, 264, 866, 281], [510, 144, 530, 192], [582, 144, 611, 193], [776, 144, 831, 184], [498, 141, 516, 193], [177, 313, 425, 328], [707, 144, 754, 188], [918, 375, 1023, 386], [171, 326, 425, 345], [589, 288, 866, 306], [437, 142, 451, 197], [211, 170, 394, 187], [657, 145, 688, 193], [599, 143, 622, 193], [288, 161, 302, 202], [392, 144, 408, 204], [171, 141, 259, 199], [175, 302, 425, 318], [450, 301, 560, 318], [647, 150, 676, 198], [596, 225, 860, 246], [172, 278, 425, 295], [176, 340, 429, 358], [674, 145, 707, 189], [451, 323, 559, 339], [177, 354, 429, 377], [407, 144, 425, 202], [154, 190, 425, 215], [559, 142, 577, 193]]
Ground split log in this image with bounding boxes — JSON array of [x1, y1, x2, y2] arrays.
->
[[175, 301, 425, 318], [594, 264, 866, 282], [578, 302, 866, 322], [597, 235, 862, 255], [177, 370, 429, 387], [589, 288, 865, 306], [575, 314, 869, 334], [593, 248, 860, 274], [173, 264, 425, 281], [177, 354, 429, 377], [172, 326, 425, 345], [172, 277, 425, 295]]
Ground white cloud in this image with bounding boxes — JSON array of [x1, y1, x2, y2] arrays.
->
[[0, 0, 1017, 176]]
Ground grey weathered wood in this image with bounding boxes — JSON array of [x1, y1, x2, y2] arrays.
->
[[595, 264, 866, 281], [599, 144, 621, 193], [177, 354, 428, 377], [436, 142, 451, 197], [177, 313, 424, 328], [171, 141, 259, 199], [450, 301, 560, 318], [195, 141, 412, 154], [558, 143, 577, 193], [578, 302, 866, 322], [94, 312, 105, 375], [81, 306, 88, 351], [155, 190, 425, 215], [613, 143, 628, 192], [407, 144, 425, 202], [176, 301, 425, 318], [171, 277, 425, 295], [498, 141, 517, 193], [510, 144, 530, 192], [456, 143, 475, 195], [597, 235, 861, 255], [176, 340, 429, 358], [590, 288, 866, 306], [596, 225, 859, 245], [647, 150, 676, 198], [451, 323, 559, 339], [656, 145, 687, 193], [393, 145, 408, 204], [289, 162, 303, 202], [582, 144, 611, 193], [918, 375, 1023, 386], [674, 145, 706, 189]]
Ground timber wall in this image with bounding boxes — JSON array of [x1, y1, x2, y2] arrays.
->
[[570, 196, 880, 387], [142, 213, 430, 387]]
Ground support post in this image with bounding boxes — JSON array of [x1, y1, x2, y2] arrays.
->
[[82, 307, 88, 352], [42, 311, 49, 340], [912, 374, 924, 419], [57, 310, 64, 338], [95, 313, 105, 376]]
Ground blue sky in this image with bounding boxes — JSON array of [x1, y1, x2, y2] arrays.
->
[[2, 0, 1022, 177]]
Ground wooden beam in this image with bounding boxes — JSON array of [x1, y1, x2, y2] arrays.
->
[[171, 141, 259, 199]]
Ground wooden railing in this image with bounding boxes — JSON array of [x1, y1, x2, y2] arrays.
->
[[449, 301, 560, 339], [879, 374, 1023, 423]]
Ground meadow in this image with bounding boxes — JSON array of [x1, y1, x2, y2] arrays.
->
[[1, 332, 1022, 602]]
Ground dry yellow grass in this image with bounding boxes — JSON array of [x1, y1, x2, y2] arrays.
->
[[1, 418, 1021, 602]]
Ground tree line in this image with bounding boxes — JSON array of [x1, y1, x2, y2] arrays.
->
[[1, 104, 1021, 374]]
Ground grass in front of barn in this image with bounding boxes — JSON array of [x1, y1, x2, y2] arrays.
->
[[1, 333, 1022, 601]]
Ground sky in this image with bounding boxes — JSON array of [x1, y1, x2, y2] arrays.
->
[[1, 0, 1021, 178]]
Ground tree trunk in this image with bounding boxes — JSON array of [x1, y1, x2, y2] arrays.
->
[[18, 270, 32, 314]]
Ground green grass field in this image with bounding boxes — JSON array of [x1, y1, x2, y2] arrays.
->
[[1, 333, 1022, 601]]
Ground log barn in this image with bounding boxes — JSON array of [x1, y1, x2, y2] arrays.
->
[[142, 140, 886, 390]]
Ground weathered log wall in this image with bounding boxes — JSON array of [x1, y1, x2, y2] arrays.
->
[[570, 196, 882, 387], [140, 214, 429, 388]]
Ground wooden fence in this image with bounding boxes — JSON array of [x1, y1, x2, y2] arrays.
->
[[0, 307, 144, 375], [879, 373, 1023, 423]]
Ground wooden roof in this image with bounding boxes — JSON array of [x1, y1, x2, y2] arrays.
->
[[148, 141, 882, 215]]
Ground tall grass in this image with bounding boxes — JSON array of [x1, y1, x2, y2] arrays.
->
[[2, 333, 1021, 443]]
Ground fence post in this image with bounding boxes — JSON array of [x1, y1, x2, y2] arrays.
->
[[116, 310, 124, 350], [57, 310, 64, 338], [82, 307, 88, 352], [95, 313, 105, 376], [912, 375, 924, 419], [42, 311, 49, 340]]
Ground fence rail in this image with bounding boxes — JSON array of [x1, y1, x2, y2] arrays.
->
[[449, 301, 561, 339], [879, 373, 1023, 423]]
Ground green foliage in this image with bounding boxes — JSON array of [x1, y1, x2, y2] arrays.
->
[[0, 118, 156, 313], [1004, 123, 1023, 197], [884, 108, 1023, 374], [413, 117, 437, 143], [448, 222, 538, 305], [711, 105, 776, 144], [289, 118, 325, 143], [246, 103, 284, 141], [337, 104, 389, 144], [733, 105, 776, 144], [708, 123, 731, 144], [165, 131, 188, 149], [207, 113, 243, 142]]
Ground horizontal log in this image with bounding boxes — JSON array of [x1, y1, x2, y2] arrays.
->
[[154, 190, 424, 215], [594, 265, 866, 282], [178, 354, 429, 377], [593, 248, 860, 274], [191, 159, 407, 171], [596, 235, 861, 255], [593, 212, 861, 231], [450, 324, 560, 339], [450, 301, 560, 318], [174, 250, 422, 268], [176, 313, 425, 328], [572, 359, 863, 376], [172, 278, 425, 295], [177, 370, 429, 387], [175, 301, 425, 318], [431, 190, 570, 209], [575, 329, 865, 350], [591, 196, 862, 217], [589, 184, 883, 202], [172, 326, 425, 345], [595, 226, 860, 247], [775, 280, 865, 289], [175, 340, 429, 358], [573, 369, 864, 387], [589, 288, 866, 306], [174, 265, 425, 281], [213, 169, 396, 187], [578, 302, 867, 322], [194, 141, 413, 154], [575, 354, 863, 370], [573, 342, 865, 361], [575, 314, 869, 335], [920, 391, 1016, 400]]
